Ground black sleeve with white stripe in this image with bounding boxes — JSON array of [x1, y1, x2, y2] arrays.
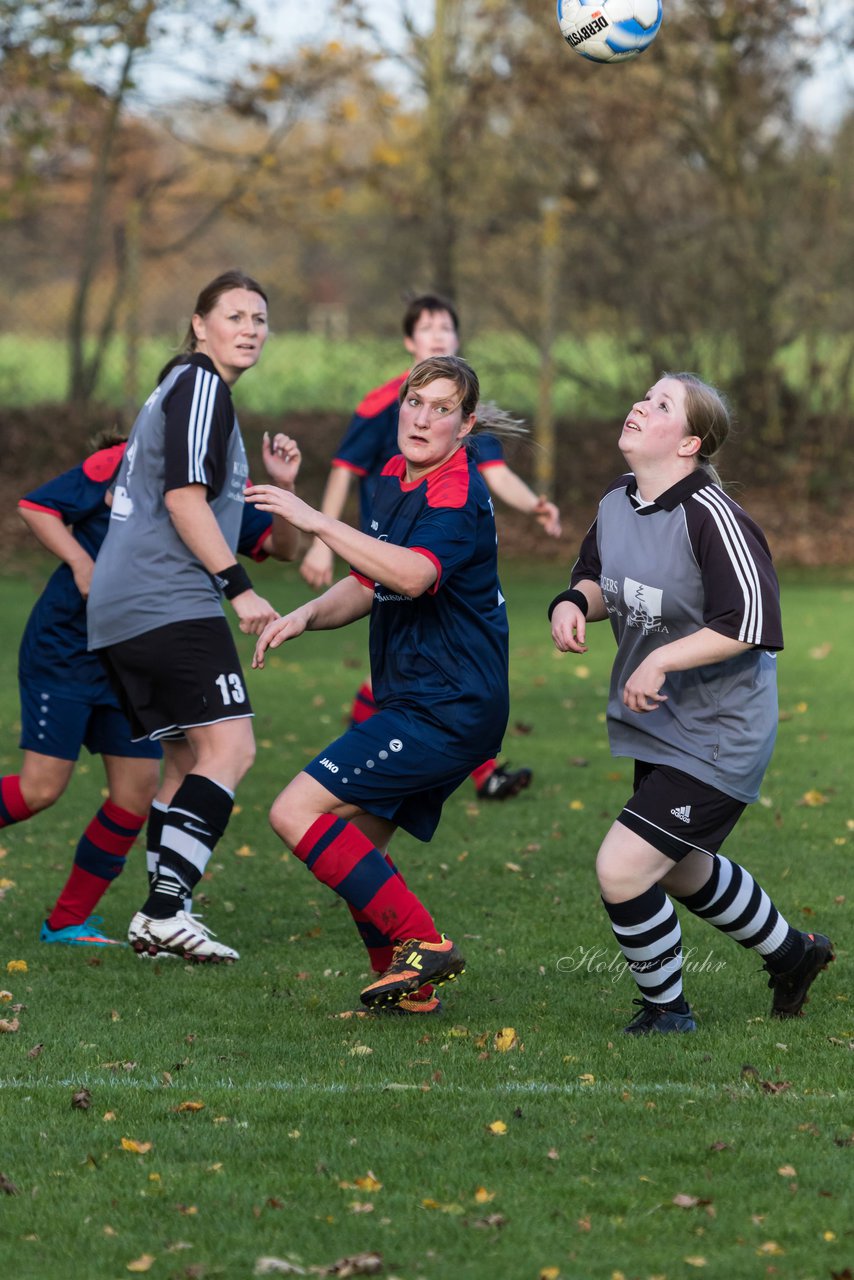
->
[[687, 486, 783, 650], [162, 364, 234, 496]]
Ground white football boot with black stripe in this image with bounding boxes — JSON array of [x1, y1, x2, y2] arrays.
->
[[128, 909, 239, 962]]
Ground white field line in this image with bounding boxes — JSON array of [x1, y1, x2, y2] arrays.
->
[[0, 1076, 847, 1098]]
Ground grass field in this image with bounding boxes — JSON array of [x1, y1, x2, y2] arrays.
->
[[2, 331, 852, 420], [0, 561, 851, 1280]]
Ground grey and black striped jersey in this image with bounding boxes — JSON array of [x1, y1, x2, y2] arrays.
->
[[572, 471, 783, 803], [87, 354, 248, 650]]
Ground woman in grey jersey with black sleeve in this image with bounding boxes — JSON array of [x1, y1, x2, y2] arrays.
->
[[549, 372, 833, 1034], [88, 270, 298, 963]]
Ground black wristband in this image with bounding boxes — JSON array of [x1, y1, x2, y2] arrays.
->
[[547, 588, 589, 621], [213, 562, 253, 600]]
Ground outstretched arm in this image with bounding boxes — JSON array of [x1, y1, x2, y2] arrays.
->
[[253, 574, 373, 669], [300, 466, 354, 589], [482, 462, 561, 537], [247, 483, 437, 598]]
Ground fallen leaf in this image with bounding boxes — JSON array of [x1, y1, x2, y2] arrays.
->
[[504, 862, 522, 873], [121, 1138, 153, 1154], [5, 960, 27, 973], [0, 990, 11, 1002], [71, 1088, 92, 1110], [757, 1241, 785, 1256], [254, 1261, 305, 1276], [421, 1198, 464, 1215], [0, 1172, 20, 1196], [234, 844, 255, 857], [578, 1074, 595, 1085], [777, 1164, 797, 1177], [174, 1101, 205, 1113], [27, 1043, 44, 1060], [349, 1044, 372, 1057], [0, 1018, 20, 1033], [175, 1204, 198, 1215], [799, 789, 828, 807], [493, 1027, 518, 1053], [126, 1256, 155, 1273], [473, 1186, 495, 1203], [319, 1252, 383, 1277], [353, 1172, 382, 1192], [469, 1212, 507, 1229], [348, 1201, 374, 1213], [673, 1193, 702, 1208], [486, 1120, 507, 1135], [547, 1147, 560, 1161], [539, 1269, 561, 1280], [683, 1258, 707, 1268]]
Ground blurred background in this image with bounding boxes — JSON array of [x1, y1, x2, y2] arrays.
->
[[1, 0, 852, 561]]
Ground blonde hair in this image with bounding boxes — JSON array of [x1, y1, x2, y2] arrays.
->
[[400, 355, 480, 418], [664, 371, 732, 487]]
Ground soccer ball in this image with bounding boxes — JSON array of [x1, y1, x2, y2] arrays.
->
[[557, 0, 663, 64]]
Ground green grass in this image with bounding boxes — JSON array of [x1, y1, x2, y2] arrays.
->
[[0, 563, 851, 1280], [2, 330, 852, 418]]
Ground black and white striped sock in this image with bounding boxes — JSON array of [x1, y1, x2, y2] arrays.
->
[[142, 776, 233, 920], [603, 884, 686, 1009], [674, 854, 804, 974]]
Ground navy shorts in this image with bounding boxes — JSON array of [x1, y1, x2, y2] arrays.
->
[[302, 708, 475, 843], [97, 617, 253, 742], [19, 679, 162, 762], [617, 760, 746, 861]]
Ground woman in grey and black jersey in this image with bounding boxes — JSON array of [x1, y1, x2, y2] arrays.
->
[[549, 373, 834, 1034], [88, 270, 300, 962]]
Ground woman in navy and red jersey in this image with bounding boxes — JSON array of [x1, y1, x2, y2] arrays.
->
[[2, 428, 298, 946], [248, 355, 510, 1016], [300, 293, 561, 800]]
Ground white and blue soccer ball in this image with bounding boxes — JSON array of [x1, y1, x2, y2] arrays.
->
[[557, 0, 663, 64]]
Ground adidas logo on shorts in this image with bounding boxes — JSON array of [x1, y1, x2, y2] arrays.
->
[[670, 805, 692, 824]]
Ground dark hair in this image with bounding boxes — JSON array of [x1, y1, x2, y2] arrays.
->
[[663, 371, 732, 486], [158, 270, 268, 383], [402, 293, 460, 340], [88, 425, 128, 451], [399, 355, 479, 419]]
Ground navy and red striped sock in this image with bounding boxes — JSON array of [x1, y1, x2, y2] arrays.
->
[[0, 776, 34, 828], [295, 815, 440, 946], [469, 759, 497, 792], [349, 681, 379, 727], [47, 800, 146, 930]]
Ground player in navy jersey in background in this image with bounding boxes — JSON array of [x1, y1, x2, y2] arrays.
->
[[2, 425, 300, 947], [88, 270, 299, 962], [248, 356, 510, 1015], [300, 293, 561, 800], [550, 373, 834, 1034]]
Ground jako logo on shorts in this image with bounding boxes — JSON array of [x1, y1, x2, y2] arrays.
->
[[319, 758, 339, 774]]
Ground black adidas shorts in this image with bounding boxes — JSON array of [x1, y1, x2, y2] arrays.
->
[[617, 760, 746, 861], [96, 617, 253, 742]]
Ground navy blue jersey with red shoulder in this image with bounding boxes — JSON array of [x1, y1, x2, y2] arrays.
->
[[350, 446, 509, 755], [334, 371, 506, 531], [18, 446, 272, 703]]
